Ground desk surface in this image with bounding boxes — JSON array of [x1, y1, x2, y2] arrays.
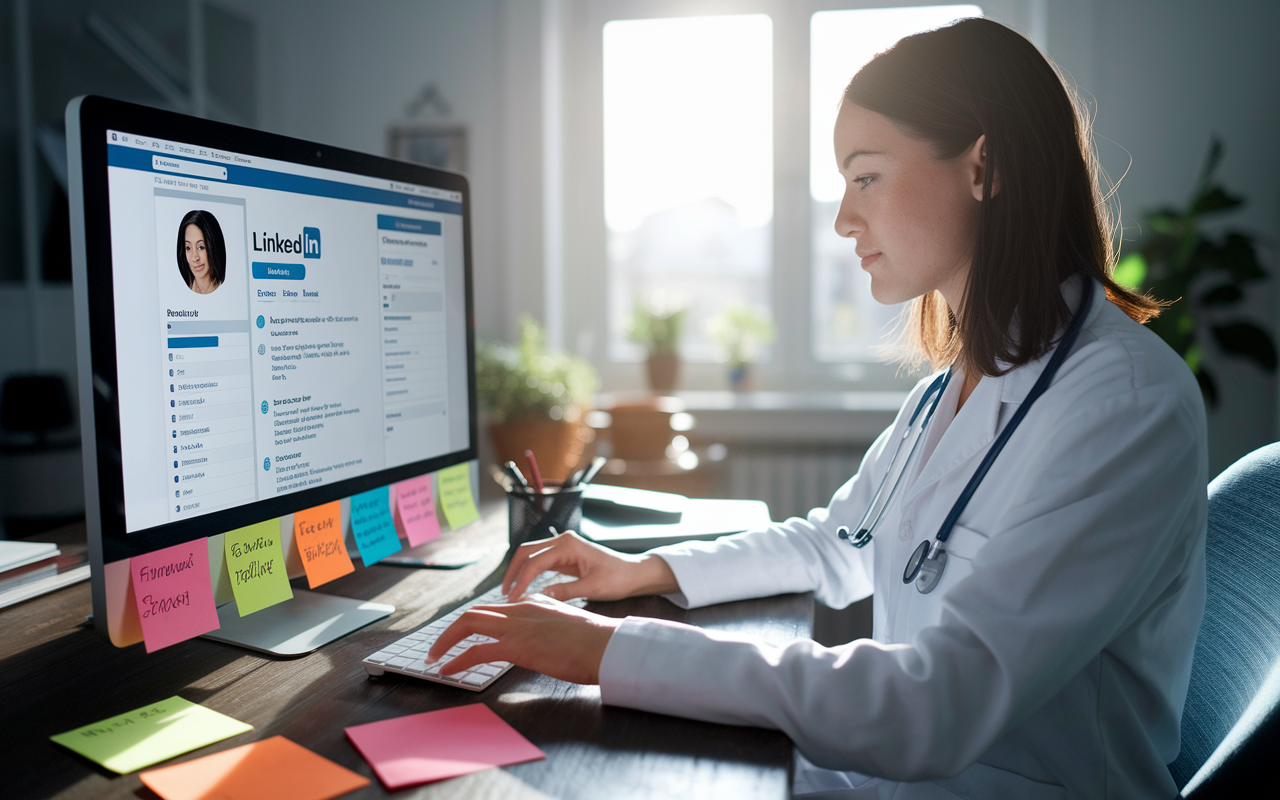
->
[[1, 508, 810, 799]]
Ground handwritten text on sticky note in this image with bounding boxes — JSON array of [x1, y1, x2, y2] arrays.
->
[[393, 475, 441, 546], [294, 501, 354, 588], [224, 519, 292, 616], [130, 540, 220, 652], [438, 463, 481, 529], [50, 696, 251, 774], [350, 487, 402, 566]]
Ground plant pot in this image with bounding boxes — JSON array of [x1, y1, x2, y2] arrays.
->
[[728, 363, 753, 392], [489, 415, 592, 482], [645, 352, 681, 394]]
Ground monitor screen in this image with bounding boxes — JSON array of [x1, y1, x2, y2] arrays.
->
[[68, 96, 476, 646]]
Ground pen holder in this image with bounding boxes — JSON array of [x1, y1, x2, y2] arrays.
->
[[507, 483, 584, 550]]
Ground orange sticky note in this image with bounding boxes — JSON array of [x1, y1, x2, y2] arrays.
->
[[140, 735, 369, 800], [293, 502, 354, 588]]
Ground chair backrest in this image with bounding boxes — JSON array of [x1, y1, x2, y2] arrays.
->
[[1171, 442, 1280, 795]]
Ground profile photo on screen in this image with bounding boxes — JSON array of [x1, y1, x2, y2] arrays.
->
[[176, 209, 226, 294]]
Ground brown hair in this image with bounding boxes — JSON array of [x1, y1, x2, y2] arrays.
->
[[844, 18, 1160, 376]]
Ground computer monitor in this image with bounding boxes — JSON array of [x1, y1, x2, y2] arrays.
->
[[67, 96, 477, 653]]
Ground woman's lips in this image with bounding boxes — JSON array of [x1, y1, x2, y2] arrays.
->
[[860, 253, 881, 269]]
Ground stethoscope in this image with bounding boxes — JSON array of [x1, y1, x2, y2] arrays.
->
[[838, 281, 1094, 594]]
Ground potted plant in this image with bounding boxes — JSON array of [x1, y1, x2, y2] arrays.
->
[[626, 294, 687, 394], [1114, 138, 1275, 407], [477, 315, 600, 481], [706, 303, 776, 392]]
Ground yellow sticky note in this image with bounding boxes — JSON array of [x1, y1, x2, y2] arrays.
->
[[293, 501, 354, 588], [50, 696, 251, 774], [224, 519, 293, 616], [438, 463, 480, 529]]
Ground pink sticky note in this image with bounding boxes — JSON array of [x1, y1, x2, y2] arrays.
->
[[345, 703, 544, 789], [130, 539, 220, 653], [393, 475, 442, 547]]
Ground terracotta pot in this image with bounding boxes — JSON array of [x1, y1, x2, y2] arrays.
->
[[607, 397, 681, 461], [646, 352, 681, 394], [489, 415, 592, 482]]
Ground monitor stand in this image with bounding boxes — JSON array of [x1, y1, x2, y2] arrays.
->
[[203, 590, 394, 657]]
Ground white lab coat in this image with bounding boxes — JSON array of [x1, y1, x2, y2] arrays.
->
[[598, 277, 1208, 799]]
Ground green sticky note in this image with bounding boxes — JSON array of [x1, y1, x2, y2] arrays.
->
[[50, 696, 251, 774], [224, 519, 293, 616], [438, 464, 481, 529]]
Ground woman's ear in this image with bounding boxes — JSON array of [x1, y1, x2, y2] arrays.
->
[[967, 135, 998, 200]]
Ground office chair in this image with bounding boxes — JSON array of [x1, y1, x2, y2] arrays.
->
[[1170, 442, 1280, 797]]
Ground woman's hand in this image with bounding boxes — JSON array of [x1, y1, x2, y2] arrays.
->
[[502, 529, 679, 602], [427, 597, 621, 685]]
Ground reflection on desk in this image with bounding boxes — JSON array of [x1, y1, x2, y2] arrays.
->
[[2, 506, 811, 799]]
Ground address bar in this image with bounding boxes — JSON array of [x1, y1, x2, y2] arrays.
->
[[152, 155, 227, 181]]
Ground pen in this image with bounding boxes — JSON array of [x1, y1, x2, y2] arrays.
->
[[504, 461, 532, 493], [524, 449, 545, 494], [576, 456, 607, 488]]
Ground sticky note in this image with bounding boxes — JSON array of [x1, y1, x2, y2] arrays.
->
[[293, 501, 354, 588], [224, 519, 293, 615], [130, 539, 221, 652], [345, 703, 544, 789], [349, 487, 402, 566], [140, 735, 369, 800], [50, 696, 251, 774], [438, 463, 481, 529], [393, 475, 441, 546]]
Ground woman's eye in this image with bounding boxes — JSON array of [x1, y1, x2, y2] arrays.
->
[[855, 176, 874, 188]]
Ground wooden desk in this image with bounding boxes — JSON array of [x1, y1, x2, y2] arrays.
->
[[1, 508, 811, 799]]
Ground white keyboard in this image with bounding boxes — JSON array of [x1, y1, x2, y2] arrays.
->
[[362, 571, 581, 691]]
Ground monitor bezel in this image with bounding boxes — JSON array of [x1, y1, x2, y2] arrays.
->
[[69, 95, 479, 567]]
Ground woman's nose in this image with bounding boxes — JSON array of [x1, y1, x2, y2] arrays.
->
[[834, 194, 862, 239]]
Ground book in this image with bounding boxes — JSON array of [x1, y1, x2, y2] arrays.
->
[[0, 545, 90, 609], [0, 540, 59, 573]]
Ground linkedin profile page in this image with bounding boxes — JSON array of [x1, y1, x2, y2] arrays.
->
[[104, 132, 469, 532]]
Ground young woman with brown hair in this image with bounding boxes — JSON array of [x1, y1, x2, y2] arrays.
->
[[430, 18, 1206, 798]]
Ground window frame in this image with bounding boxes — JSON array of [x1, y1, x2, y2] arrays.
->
[[558, 0, 1021, 393]]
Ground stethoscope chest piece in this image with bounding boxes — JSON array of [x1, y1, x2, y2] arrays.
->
[[903, 540, 948, 594]]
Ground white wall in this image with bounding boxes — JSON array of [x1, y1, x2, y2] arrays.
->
[[1044, 0, 1280, 475]]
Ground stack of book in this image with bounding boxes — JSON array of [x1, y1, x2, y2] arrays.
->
[[0, 539, 90, 610]]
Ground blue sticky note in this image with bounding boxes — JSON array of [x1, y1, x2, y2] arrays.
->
[[349, 487, 403, 566]]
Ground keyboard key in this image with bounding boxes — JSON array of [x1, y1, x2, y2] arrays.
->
[[387, 656, 415, 668], [382, 644, 408, 654], [365, 651, 395, 664], [461, 672, 490, 686], [474, 664, 501, 676]]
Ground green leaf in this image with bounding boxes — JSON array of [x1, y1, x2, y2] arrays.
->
[[1211, 322, 1278, 371], [1199, 284, 1243, 306], [1218, 232, 1265, 282], [1190, 186, 1244, 217], [1184, 342, 1203, 374], [1191, 138, 1224, 200], [1113, 252, 1148, 290]]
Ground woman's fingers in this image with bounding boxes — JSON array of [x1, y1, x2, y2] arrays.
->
[[437, 642, 505, 675], [501, 538, 559, 594], [427, 608, 507, 661]]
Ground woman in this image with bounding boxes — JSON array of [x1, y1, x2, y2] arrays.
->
[[176, 209, 227, 294], [431, 19, 1207, 798]]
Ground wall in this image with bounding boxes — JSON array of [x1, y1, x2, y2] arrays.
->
[[1044, 0, 1280, 475], [218, 0, 546, 344]]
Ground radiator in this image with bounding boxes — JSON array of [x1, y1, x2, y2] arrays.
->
[[726, 445, 868, 522]]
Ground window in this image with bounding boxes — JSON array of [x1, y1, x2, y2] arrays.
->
[[561, 3, 986, 391], [602, 14, 773, 363], [810, 6, 983, 362]]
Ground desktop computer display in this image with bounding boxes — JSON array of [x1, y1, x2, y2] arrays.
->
[[67, 96, 477, 649]]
